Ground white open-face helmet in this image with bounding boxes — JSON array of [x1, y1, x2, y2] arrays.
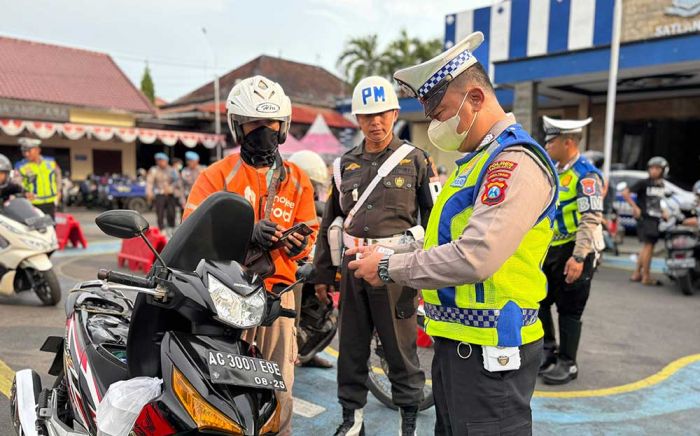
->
[[288, 150, 329, 185], [226, 75, 292, 145], [351, 76, 400, 115]]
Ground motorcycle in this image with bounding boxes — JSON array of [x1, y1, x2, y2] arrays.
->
[[662, 197, 698, 295], [10, 192, 313, 435], [0, 197, 60, 305]]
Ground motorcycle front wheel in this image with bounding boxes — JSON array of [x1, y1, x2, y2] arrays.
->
[[34, 269, 62, 306]]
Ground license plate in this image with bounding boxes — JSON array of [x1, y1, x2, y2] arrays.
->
[[207, 350, 287, 391], [666, 258, 696, 269]]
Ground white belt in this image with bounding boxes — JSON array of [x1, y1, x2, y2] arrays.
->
[[342, 233, 404, 250]]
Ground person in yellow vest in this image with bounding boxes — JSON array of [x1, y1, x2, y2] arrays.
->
[[347, 32, 558, 434], [539, 116, 604, 385], [15, 137, 61, 220]]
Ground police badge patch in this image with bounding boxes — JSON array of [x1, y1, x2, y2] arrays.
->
[[395, 177, 405, 188], [581, 178, 597, 196], [481, 179, 508, 206]]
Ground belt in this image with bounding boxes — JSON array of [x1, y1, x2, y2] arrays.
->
[[552, 233, 575, 242], [424, 303, 539, 328], [342, 233, 405, 250]]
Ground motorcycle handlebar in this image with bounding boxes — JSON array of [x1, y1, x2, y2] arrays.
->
[[98, 269, 154, 288]]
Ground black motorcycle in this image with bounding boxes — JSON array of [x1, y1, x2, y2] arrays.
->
[[10, 192, 311, 435], [664, 225, 698, 295]]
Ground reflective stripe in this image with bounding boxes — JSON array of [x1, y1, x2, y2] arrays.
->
[[425, 303, 539, 328], [185, 202, 198, 211], [224, 159, 243, 187]]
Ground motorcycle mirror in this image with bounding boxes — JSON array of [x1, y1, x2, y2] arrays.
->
[[296, 263, 316, 282], [95, 210, 150, 239]]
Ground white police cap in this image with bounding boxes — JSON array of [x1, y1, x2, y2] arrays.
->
[[542, 116, 592, 142], [393, 31, 484, 116]]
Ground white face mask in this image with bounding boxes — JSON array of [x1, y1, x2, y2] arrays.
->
[[427, 92, 478, 152]]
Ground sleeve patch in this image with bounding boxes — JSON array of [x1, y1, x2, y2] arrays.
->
[[581, 178, 598, 196], [481, 179, 509, 206], [487, 160, 518, 174], [577, 197, 591, 212]]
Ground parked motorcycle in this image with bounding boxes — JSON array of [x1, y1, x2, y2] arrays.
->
[[10, 192, 312, 435], [662, 197, 698, 295], [0, 197, 60, 305]]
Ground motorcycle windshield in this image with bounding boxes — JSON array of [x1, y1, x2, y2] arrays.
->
[[0, 197, 47, 227]]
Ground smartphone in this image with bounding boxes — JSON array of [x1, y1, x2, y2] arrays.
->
[[272, 223, 314, 249]]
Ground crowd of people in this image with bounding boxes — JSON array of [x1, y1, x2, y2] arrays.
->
[[2, 29, 700, 436]]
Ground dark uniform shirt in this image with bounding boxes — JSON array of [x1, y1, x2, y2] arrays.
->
[[0, 182, 23, 202], [314, 135, 436, 284]]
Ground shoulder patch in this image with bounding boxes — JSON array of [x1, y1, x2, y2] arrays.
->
[[486, 160, 518, 174], [399, 158, 413, 165], [481, 179, 508, 206], [581, 178, 597, 196], [345, 163, 361, 171]]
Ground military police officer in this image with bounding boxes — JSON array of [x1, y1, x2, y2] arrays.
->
[[348, 32, 558, 434], [313, 76, 436, 436], [539, 116, 604, 385]]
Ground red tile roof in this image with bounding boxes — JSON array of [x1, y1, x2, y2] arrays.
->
[[172, 55, 349, 108], [0, 36, 154, 114]]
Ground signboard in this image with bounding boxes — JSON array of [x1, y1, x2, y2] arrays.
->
[[0, 100, 69, 122]]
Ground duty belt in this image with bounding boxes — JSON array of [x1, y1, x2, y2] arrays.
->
[[342, 233, 410, 250], [424, 303, 539, 328], [552, 233, 575, 242]]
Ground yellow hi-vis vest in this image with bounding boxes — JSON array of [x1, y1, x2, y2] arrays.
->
[[16, 157, 59, 205], [422, 125, 559, 347], [551, 156, 604, 246]]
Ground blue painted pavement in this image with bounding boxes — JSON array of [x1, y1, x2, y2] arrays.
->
[[293, 353, 700, 434]]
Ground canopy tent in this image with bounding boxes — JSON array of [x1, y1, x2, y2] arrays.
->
[[0, 118, 225, 148], [298, 114, 345, 156]]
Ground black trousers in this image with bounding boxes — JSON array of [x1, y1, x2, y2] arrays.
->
[[154, 194, 176, 229], [433, 337, 542, 435], [35, 203, 56, 221], [539, 242, 595, 355], [337, 257, 425, 409]]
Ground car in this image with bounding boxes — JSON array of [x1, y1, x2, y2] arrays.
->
[[610, 170, 696, 231]]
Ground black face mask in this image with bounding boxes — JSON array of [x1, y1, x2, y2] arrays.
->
[[240, 126, 280, 168]]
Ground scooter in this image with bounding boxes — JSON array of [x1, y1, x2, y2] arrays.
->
[[0, 197, 60, 305], [10, 192, 312, 435], [662, 197, 698, 295]]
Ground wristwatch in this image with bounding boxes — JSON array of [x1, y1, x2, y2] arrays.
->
[[377, 255, 394, 284], [572, 255, 585, 263]]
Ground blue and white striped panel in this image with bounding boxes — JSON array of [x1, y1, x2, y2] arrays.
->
[[444, 0, 614, 63]]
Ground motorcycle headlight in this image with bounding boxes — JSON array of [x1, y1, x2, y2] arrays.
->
[[208, 274, 265, 329]]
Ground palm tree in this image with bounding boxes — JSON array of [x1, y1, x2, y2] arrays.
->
[[336, 35, 387, 88], [383, 29, 443, 74]]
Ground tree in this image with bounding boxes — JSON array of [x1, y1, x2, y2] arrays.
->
[[382, 29, 443, 75], [140, 64, 155, 103], [336, 35, 387, 88], [336, 31, 444, 88]]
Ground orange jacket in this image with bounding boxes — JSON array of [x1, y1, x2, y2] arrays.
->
[[183, 154, 319, 289]]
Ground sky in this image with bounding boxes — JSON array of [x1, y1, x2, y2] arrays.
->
[[0, 0, 493, 102]]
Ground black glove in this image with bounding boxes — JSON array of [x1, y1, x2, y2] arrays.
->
[[252, 219, 279, 249], [286, 235, 308, 257]]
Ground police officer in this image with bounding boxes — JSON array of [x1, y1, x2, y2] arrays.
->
[[313, 76, 436, 435], [539, 116, 604, 385], [15, 137, 62, 219], [348, 32, 558, 434], [146, 152, 181, 230], [181, 151, 205, 199]]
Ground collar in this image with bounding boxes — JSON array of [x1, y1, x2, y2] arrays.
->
[[456, 113, 516, 165], [350, 134, 402, 156], [556, 153, 580, 174]]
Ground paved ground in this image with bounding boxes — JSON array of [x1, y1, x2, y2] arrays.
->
[[1, 208, 699, 434]]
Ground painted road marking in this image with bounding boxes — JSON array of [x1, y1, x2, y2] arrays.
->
[[52, 240, 121, 259], [0, 358, 14, 397], [293, 396, 326, 418], [535, 353, 700, 398]]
